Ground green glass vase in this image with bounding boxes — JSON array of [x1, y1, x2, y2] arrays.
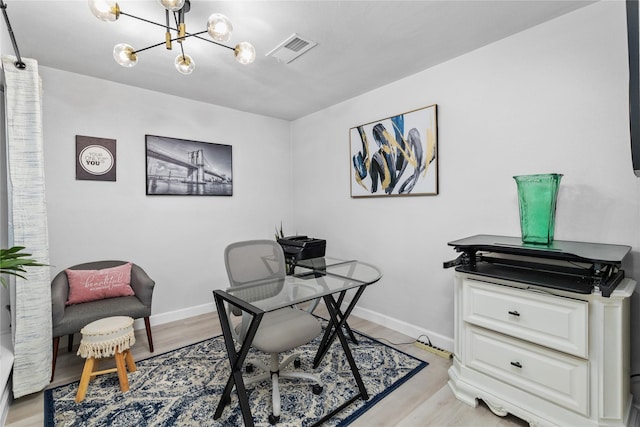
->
[[513, 173, 563, 245]]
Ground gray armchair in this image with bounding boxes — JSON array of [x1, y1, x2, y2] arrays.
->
[[50, 260, 155, 381]]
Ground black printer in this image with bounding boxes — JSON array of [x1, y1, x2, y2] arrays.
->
[[277, 235, 326, 263]]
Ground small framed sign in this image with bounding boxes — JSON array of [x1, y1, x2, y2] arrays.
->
[[76, 135, 116, 181]]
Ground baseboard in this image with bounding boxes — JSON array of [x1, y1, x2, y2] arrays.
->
[[351, 305, 454, 352], [133, 302, 215, 331], [136, 301, 454, 353]]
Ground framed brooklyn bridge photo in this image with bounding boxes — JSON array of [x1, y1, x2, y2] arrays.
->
[[145, 135, 233, 196]]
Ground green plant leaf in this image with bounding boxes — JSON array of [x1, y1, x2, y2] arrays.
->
[[275, 221, 286, 240], [0, 246, 47, 288]]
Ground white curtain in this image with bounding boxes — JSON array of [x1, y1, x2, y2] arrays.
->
[[2, 55, 51, 398]]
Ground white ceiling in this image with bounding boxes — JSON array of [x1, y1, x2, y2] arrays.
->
[[4, 0, 594, 121]]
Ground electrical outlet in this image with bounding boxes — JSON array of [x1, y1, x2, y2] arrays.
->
[[414, 339, 452, 359]]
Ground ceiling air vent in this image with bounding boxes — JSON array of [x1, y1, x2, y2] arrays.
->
[[266, 33, 318, 64]]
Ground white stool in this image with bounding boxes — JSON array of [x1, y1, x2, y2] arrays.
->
[[75, 316, 136, 403]]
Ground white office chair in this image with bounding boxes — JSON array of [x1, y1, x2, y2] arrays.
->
[[224, 240, 324, 425]]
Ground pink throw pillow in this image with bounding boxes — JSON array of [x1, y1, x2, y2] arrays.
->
[[66, 263, 135, 305]]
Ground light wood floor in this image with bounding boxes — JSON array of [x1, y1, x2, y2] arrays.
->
[[6, 310, 528, 427]]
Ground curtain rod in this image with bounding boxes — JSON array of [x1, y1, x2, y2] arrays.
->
[[0, 0, 25, 69]]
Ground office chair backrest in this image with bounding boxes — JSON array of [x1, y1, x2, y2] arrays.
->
[[224, 239, 288, 326], [224, 240, 287, 287]]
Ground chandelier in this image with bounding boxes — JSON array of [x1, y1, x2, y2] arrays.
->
[[88, 0, 256, 75]]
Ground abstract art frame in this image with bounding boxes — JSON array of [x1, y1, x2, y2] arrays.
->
[[350, 104, 438, 198], [145, 134, 233, 196]]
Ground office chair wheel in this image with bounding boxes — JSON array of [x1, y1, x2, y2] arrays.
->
[[294, 358, 301, 368], [312, 384, 323, 395], [245, 363, 254, 373], [268, 414, 280, 424]]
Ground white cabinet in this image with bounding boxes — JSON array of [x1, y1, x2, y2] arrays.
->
[[449, 273, 636, 427], [462, 280, 588, 358]]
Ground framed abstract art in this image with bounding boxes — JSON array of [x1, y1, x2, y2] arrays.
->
[[349, 104, 438, 198]]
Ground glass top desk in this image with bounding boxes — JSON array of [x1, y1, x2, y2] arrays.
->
[[212, 257, 383, 426]]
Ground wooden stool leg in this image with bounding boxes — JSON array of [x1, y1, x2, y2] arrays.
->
[[124, 349, 136, 373], [75, 358, 96, 403], [115, 352, 129, 392]]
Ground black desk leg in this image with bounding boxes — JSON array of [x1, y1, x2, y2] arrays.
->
[[313, 293, 343, 367], [335, 291, 358, 344], [314, 286, 366, 369], [318, 291, 369, 400], [213, 292, 263, 427]]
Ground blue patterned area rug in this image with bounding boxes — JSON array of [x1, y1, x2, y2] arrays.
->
[[45, 327, 427, 426]]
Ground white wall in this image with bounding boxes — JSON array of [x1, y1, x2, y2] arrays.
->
[[13, 0, 640, 405], [40, 67, 294, 319], [291, 0, 640, 355], [0, 19, 11, 335], [0, 36, 11, 425]]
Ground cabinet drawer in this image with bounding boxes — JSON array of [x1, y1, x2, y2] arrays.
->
[[465, 326, 589, 416], [462, 279, 588, 357]]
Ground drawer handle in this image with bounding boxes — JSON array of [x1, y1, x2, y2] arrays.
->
[[510, 361, 523, 368], [508, 310, 520, 317]]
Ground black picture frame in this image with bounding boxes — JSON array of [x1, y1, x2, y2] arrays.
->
[[626, 0, 640, 176], [145, 135, 233, 196]]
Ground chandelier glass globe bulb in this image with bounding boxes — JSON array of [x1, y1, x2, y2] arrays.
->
[[207, 13, 233, 42], [234, 42, 256, 65], [159, 0, 185, 12], [113, 43, 138, 67], [91, 1, 256, 75], [88, 0, 120, 22], [175, 54, 195, 75]]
